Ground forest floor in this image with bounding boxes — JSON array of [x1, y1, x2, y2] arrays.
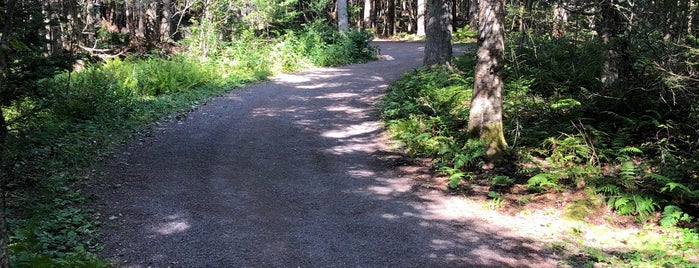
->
[[91, 41, 644, 267]]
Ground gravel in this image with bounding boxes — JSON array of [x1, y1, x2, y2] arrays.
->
[[94, 41, 559, 267]]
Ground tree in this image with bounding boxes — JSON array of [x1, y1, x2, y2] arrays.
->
[[363, 0, 372, 28], [596, 0, 625, 86], [417, 0, 426, 36], [467, 0, 506, 165], [468, 0, 477, 29], [338, 0, 349, 31], [552, 2, 568, 38], [423, 0, 452, 65]]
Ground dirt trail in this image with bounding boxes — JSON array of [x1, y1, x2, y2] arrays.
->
[[95, 42, 559, 267]]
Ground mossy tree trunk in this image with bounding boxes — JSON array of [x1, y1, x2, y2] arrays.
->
[[467, 0, 506, 165]]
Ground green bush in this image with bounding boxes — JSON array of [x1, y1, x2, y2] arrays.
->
[[382, 34, 699, 224], [3, 21, 378, 266]]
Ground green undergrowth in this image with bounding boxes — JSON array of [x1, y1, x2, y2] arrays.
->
[[2, 24, 377, 267], [381, 35, 699, 265]]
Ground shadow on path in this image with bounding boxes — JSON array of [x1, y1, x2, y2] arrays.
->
[[95, 42, 559, 267]]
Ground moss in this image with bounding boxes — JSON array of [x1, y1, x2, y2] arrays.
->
[[468, 122, 508, 164]]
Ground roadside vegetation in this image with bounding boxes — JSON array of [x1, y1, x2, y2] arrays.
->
[[381, 32, 699, 266], [2, 7, 376, 268]]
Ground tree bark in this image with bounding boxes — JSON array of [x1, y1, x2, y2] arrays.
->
[[338, 0, 349, 31], [468, 0, 478, 29], [689, 0, 696, 35], [424, 0, 453, 65], [363, 0, 372, 28], [387, 0, 396, 36], [467, 0, 507, 165], [160, 0, 173, 41], [597, 0, 623, 86], [417, 0, 426, 36], [552, 2, 568, 38]]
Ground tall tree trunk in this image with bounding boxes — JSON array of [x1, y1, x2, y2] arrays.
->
[[468, 0, 478, 29], [689, 0, 697, 35], [161, 0, 173, 41], [424, 0, 453, 65], [552, 2, 568, 38], [0, 1, 15, 267], [363, 0, 372, 28], [388, 0, 396, 36], [417, 0, 426, 36], [467, 0, 507, 165], [451, 0, 457, 27], [597, 0, 623, 86], [338, 0, 349, 31], [373, 0, 380, 34]]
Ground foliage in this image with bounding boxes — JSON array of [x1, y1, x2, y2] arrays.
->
[[382, 31, 699, 227], [452, 26, 477, 43], [2, 15, 376, 266]]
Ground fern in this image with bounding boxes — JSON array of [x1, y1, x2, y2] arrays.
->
[[491, 175, 514, 186], [448, 170, 465, 189], [597, 184, 621, 196], [659, 205, 693, 228], [527, 173, 558, 192], [609, 194, 657, 220]]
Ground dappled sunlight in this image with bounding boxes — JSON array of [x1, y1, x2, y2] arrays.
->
[[347, 169, 376, 178], [297, 82, 348, 89], [272, 73, 312, 83], [321, 121, 381, 139], [153, 214, 191, 235], [251, 106, 302, 117], [313, 92, 360, 99]]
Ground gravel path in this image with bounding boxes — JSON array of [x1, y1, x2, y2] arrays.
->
[[95, 42, 559, 267]]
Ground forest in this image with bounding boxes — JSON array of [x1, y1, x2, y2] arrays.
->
[[0, 0, 698, 267]]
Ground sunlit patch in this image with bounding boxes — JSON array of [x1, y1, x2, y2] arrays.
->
[[297, 82, 345, 89], [367, 178, 413, 196], [431, 239, 457, 250], [381, 213, 399, 220], [325, 140, 379, 154], [154, 215, 191, 235], [315, 92, 360, 99], [348, 169, 375, 178], [273, 73, 311, 83], [325, 105, 368, 115], [252, 107, 299, 117], [322, 121, 381, 138]]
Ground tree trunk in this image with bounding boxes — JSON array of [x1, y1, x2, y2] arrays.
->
[[552, 2, 568, 38], [160, 0, 173, 41], [467, 0, 507, 165], [388, 0, 396, 36], [468, 0, 478, 29], [417, 0, 426, 36], [689, 0, 696, 35], [338, 0, 349, 31], [424, 0, 453, 65], [597, 0, 623, 86], [363, 0, 372, 28]]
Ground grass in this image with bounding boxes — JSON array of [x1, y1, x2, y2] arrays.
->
[[2, 25, 377, 266]]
